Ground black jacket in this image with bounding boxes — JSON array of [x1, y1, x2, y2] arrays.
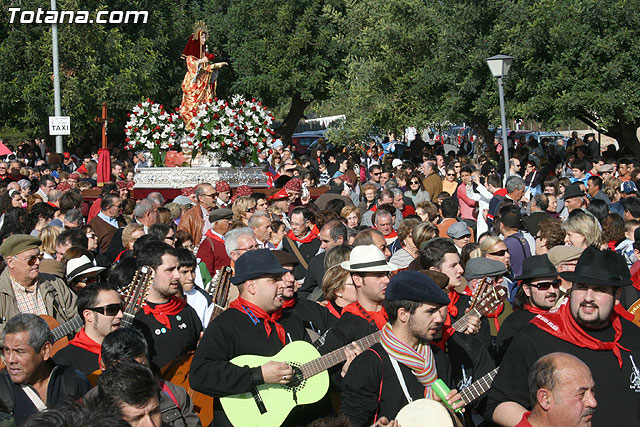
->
[[282, 236, 322, 281]]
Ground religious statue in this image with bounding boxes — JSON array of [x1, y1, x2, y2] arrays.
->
[[180, 21, 228, 129]]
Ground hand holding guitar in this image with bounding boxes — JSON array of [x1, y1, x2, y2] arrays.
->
[[341, 341, 363, 377], [463, 311, 481, 335], [261, 361, 293, 384]]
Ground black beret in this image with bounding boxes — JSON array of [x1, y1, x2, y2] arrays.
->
[[385, 270, 450, 306]]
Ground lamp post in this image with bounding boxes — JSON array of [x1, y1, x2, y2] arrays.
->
[[485, 54, 513, 178]]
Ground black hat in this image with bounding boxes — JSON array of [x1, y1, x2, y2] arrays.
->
[[272, 250, 299, 267], [515, 255, 557, 281], [560, 246, 632, 287], [563, 184, 585, 200], [385, 271, 450, 306], [231, 249, 288, 285]]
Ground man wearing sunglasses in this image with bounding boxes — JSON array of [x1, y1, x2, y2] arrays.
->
[[495, 255, 559, 364], [0, 234, 77, 336], [53, 283, 123, 375]]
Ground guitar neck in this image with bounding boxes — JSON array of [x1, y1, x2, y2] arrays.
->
[[460, 367, 499, 405], [301, 331, 381, 379], [50, 315, 83, 342], [122, 311, 136, 329], [451, 308, 479, 333]]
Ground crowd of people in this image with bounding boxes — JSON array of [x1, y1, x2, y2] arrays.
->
[[0, 131, 639, 427]]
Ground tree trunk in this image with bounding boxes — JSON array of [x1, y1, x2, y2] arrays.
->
[[276, 93, 311, 144], [576, 110, 640, 157]]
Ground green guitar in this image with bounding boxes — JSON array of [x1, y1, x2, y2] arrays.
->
[[220, 331, 381, 427]]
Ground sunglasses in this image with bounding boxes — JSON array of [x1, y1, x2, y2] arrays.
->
[[446, 174, 456, 177], [371, 172, 381, 176], [410, 181, 420, 184], [14, 253, 44, 266], [88, 303, 123, 316], [489, 249, 508, 256], [246, 207, 256, 213], [528, 279, 561, 290]]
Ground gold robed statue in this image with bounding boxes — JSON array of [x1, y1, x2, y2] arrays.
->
[[180, 21, 228, 129]]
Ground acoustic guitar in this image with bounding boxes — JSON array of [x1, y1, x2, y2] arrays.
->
[[161, 267, 232, 427], [219, 285, 507, 426], [627, 299, 640, 327]]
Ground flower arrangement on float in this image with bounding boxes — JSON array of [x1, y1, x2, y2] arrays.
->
[[123, 99, 184, 167], [124, 96, 275, 167]]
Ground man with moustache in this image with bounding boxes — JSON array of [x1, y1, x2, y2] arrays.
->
[[340, 270, 463, 425], [53, 283, 123, 375], [516, 352, 597, 427], [495, 255, 560, 363], [190, 249, 325, 426], [487, 247, 640, 426], [133, 241, 202, 370]]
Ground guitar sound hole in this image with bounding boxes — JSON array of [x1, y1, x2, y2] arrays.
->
[[283, 363, 306, 391]]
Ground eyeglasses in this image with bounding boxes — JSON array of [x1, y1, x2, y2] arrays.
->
[[165, 235, 176, 241], [88, 303, 124, 316], [86, 233, 97, 239], [488, 249, 508, 256], [246, 207, 256, 213], [371, 172, 381, 176], [528, 279, 561, 290], [236, 244, 258, 252], [446, 173, 456, 177], [410, 181, 420, 185], [13, 253, 44, 266], [200, 193, 215, 198]]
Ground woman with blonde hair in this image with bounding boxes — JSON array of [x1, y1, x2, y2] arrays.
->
[[340, 206, 361, 229], [320, 246, 355, 318], [480, 235, 511, 271], [563, 211, 602, 249], [389, 218, 421, 268], [39, 225, 63, 259], [232, 195, 256, 226]]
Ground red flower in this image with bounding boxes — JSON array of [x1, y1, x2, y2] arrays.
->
[[234, 114, 238, 119], [134, 127, 139, 132], [138, 103, 142, 108], [155, 140, 160, 145], [221, 142, 225, 147], [127, 113, 131, 118], [160, 104, 164, 110], [189, 132, 195, 137], [171, 132, 176, 137], [230, 133, 235, 137], [258, 101, 262, 106], [243, 141, 248, 146], [125, 137, 130, 142], [213, 113, 219, 119], [214, 97, 218, 102], [143, 125, 148, 129], [252, 98, 256, 102], [252, 106, 256, 111]]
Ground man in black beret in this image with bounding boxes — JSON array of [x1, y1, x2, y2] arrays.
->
[[487, 247, 640, 426], [341, 270, 464, 425]]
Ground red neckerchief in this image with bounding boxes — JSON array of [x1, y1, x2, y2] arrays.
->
[[615, 303, 635, 322], [69, 327, 104, 367], [447, 291, 459, 317], [531, 300, 629, 367], [433, 291, 462, 351], [370, 205, 378, 212], [46, 202, 58, 209], [286, 229, 318, 244], [114, 249, 128, 263], [342, 302, 387, 330], [522, 303, 548, 316], [205, 229, 225, 244], [281, 298, 296, 309], [142, 296, 186, 330], [379, 229, 397, 239], [486, 302, 504, 331], [631, 270, 640, 292], [321, 300, 342, 318], [229, 296, 286, 344]]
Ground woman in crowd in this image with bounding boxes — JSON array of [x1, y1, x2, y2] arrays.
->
[[415, 201, 439, 223], [320, 246, 355, 318], [359, 183, 377, 211], [340, 206, 361, 229], [231, 195, 256, 227], [441, 166, 458, 196], [562, 210, 602, 249], [601, 213, 626, 251], [534, 218, 566, 255], [404, 172, 430, 205], [267, 220, 286, 250], [389, 218, 421, 269]]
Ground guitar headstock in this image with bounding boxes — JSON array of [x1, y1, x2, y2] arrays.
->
[[122, 266, 154, 314], [474, 285, 507, 316]]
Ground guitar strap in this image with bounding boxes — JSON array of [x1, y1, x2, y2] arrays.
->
[[389, 357, 413, 404], [285, 236, 309, 270], [367, 348, 384, 424]]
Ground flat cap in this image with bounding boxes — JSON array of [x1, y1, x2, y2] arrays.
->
[[385, 270, 450, 306], [446, 222, 471, 239], [209, 208, 233, 223], [0, 234, 42, 257], [464, 257, 507, 281], [547, 245, 584, 267], [599, 164, 614, 173], [272, 250, 299, 267]]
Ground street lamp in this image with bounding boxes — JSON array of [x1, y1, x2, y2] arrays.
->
[[485, 54, 513, 178]]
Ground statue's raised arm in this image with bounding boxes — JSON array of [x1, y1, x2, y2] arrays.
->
[[180, 21, 227, 129]]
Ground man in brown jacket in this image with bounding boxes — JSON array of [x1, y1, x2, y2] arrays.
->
[[0, 235, 77, 336], [178, 182, 217, 246], [88, 193, 126, 254], [421, 159, 442, 201]]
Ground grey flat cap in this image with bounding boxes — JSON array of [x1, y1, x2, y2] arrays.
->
[[446, 222, 471, 239], [464, 257, 508, 281]]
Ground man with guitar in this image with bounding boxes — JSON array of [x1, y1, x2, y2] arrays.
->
[[487, 247, 640, 426], [341, 270, 463, 425], [0, 234, 77, 336], [133, 241, 202, 371], [495, 255, 560, 363], [190, 249, 331, 426], [53, 283, 123, 375]]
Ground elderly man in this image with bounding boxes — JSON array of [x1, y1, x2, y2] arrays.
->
[[134, 198, 159, 233], [360, 189, 402, 229], [248, 211, 273, 249], [487, 247, 640, 426], [282, 206, 321, 281], [562, 184, 586, 215], [421, 159, 442, 202], [488, 175, 526, 228], [516, 352, 596, 427], [300, 220, 347, 300], [35, 174, 56, 202], [0, 314, 91, 425], [547, 245, 584, 308], [375, 208, 397, 246], [197, 208, 233, 275], [0, 235, 77, 336], [178, 183, 217, 245], [88, 193, 125, 254]]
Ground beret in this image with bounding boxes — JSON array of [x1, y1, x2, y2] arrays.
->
[[547, 245, 584, 267], [209, 208, 233, 223], [0, 234, 42, 257], [216, 180, 231, 192], [464, 258, 507, 281], [446, 222, 471, 239], [385, 270, 450, 306], [284, 178, 302, 193], [231, 249, 288, 285]]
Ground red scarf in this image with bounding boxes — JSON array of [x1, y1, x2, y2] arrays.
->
[[205, 229, 225, 244], [229, 296, 286, 345], [523, 303, 548, 316], [281, 298, 296, 309], [615, 303, 635, 322], [321, 300, 342, 319], [342, 302, 388, 330], [286, 229, 318, 244], [142, 296, 186, 330], [631, 270, 640, 292], [382, 230, 398, 239], [433, 291, 460, 351], [69, 327, 103, 366], [531, 300, 629, 367]]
